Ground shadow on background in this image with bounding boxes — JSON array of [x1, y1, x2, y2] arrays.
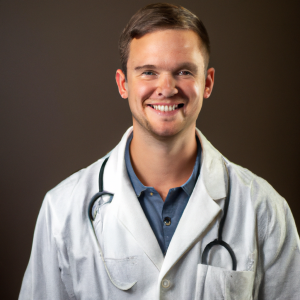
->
[[1, 1, 299, 299]]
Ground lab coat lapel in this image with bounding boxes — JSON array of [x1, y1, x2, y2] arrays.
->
[[104, 128, 164, 271], [159, 129, 227, 279]]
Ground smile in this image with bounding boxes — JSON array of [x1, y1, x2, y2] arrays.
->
[[148, 104, 184, 112]]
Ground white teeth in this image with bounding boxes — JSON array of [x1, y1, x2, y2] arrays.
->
[[151, 104, 179, 112]]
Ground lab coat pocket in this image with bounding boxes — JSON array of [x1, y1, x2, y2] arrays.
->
[[224, 268, 254, 300], [104, 256, 139, 291], [195, 264, 254, 300]]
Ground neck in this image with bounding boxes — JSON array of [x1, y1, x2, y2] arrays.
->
[[129, 124, 198, 201]]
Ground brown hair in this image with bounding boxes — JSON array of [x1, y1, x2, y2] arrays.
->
[[118, 3, 211, 78]]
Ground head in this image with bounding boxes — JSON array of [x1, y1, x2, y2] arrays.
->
[[116, 3, 215, 139], [119, 3, 211, 79]]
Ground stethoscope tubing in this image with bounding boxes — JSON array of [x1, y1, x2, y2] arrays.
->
[[201, 161, 237, 270], [88, 156, 237, 278], [87, 156, 136, 290], [88, 157, 113, 221]]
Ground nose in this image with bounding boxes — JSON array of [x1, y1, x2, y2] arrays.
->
[[156, 74, 178, 98]]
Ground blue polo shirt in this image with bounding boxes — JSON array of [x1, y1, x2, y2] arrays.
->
[[125, 132, 201, 255]]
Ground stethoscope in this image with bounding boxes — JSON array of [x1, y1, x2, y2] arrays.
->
[[88, 157, 137, 291], [88, 156, 237, 289], [201, 162, 237, 270]]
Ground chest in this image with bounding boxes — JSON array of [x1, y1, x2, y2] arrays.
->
[[59, 200, 257, 300]]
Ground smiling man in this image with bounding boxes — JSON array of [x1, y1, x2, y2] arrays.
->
[[19, 3, 300, 300], [116, 28, 213, 203]]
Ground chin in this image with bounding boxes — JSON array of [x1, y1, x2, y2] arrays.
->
[[132, 114, 187, 139], [147, 123, 182, 138]]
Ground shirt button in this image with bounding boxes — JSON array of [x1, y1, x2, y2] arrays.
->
[[150, 192, 153, 196], [163, 217, 171, 226], [162, 279, 170, 288]]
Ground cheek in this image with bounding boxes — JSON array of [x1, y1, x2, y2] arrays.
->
[[130, 80, 156, 102], [182, 81, 202, 103], [192, 82, 201, 99]]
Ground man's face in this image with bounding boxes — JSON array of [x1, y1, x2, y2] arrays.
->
[[116, 29, 214, 138]]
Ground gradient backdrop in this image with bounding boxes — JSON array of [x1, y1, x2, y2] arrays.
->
[[1, 0, 299, 298]]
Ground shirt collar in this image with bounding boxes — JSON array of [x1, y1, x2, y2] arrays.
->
[[125, 132, 147, 197], [125, 131, 202, 197]]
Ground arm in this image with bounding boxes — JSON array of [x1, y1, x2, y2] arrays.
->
[[19, 194, 73, 300], [252, 179, 300, 299]]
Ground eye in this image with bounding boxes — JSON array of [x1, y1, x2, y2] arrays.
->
[[142, 71, 156, 76], [178, 70, 192, 76]]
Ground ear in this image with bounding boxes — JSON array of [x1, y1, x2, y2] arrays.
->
[[204, 68, 215, 99], [116, 69, 128, 99]]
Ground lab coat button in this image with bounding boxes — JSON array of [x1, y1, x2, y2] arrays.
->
[[162, 279, 170, 288]]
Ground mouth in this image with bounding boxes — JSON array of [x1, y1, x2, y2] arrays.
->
[[147, 103, 184, 112]]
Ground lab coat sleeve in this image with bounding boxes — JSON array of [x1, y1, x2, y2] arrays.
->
[[19, 193, 72, 300], [252, 178, 300, 299]]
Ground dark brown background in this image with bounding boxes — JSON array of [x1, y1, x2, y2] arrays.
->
[[1, 0, 299, 298]]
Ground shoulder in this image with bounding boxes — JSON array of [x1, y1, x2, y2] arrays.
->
[[226, 158, 284, 205], [42, 154, 110, 220], [226, 158, 286, 213], [225, 158, 291, 244]]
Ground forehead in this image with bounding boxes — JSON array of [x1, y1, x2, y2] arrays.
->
[[127, 29, 205, 70]]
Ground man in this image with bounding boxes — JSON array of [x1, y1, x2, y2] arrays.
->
[[19, 3, 300, 299]]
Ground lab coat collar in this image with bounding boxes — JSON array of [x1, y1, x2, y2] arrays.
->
[[102, 127, 227, 274], [196, 128, 228, 201]]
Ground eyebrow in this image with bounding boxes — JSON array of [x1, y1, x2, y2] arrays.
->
[[134, 62, 199, 74], [176, 62, 198, 74], [134, 64, 156, 71]]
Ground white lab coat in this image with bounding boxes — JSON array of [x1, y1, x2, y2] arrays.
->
[[19, 127, 300, 300]]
